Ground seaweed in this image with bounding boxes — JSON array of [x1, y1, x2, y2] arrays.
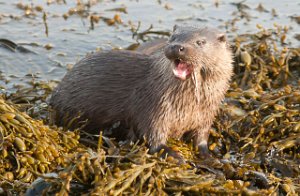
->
[[0, 25, 299, 195]]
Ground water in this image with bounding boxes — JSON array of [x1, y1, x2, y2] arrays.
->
[[0, 0, 299, 92]]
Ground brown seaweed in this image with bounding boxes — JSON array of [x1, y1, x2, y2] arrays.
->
[[0, 19, 299, 196]]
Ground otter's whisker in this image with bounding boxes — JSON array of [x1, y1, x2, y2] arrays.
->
[[192, 71, 201, 104]]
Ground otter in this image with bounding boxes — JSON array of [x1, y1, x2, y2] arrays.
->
[[49, 25, 233, 161]]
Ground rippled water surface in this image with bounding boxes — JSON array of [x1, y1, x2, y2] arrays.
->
[[0, 0, 299, 92]]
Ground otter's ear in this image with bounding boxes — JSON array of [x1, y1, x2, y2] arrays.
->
[[173, 25, 179, 32], [217, 34, 226, 42]]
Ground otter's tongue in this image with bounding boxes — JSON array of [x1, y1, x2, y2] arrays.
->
[[173, 61, 192, 80]]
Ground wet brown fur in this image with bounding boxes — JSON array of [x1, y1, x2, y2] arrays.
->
[[50, 26, 233, 156]]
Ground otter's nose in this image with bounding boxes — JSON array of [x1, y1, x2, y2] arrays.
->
[[176, 45, 185, 52], [172, 44, 185, 55], [164, 44, 186, 60]]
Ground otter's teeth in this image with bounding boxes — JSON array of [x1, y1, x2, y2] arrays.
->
[[173, 61, 193, 80]]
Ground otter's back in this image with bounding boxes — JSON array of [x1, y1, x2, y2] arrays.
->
[[50, 50, 151, 130]]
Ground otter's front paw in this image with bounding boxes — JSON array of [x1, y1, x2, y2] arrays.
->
[[197, 142, 213, 159], [155, 145, 186, 164], [196, 142, 222, 166]]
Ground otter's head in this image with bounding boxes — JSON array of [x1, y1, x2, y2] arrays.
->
[[164, 25, 228, 80]]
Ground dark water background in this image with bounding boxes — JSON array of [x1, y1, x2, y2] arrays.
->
[[0, 0, 299, 92]]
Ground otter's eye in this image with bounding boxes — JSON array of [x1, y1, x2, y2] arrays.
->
[[196, 40, 206, 46]]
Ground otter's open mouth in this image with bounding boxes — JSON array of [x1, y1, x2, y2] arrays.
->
[[173, 59, 193, 80]]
